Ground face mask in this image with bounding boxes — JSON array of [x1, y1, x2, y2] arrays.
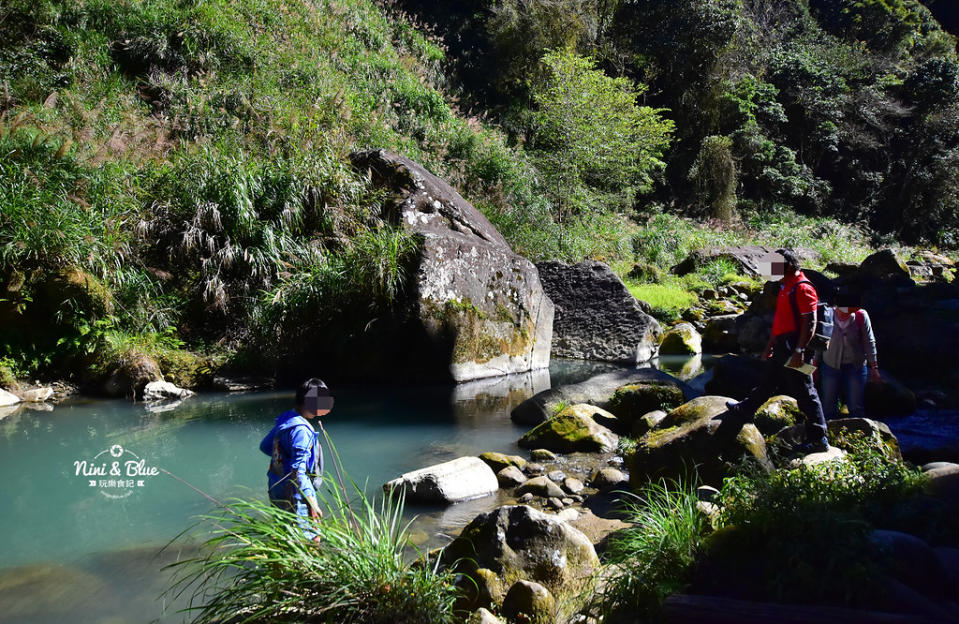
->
[[837, 307, 850, 314]]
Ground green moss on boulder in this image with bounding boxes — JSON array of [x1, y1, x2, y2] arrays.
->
[[754, 395, 801, 436], [519, 404, 619, 453], [607, 382, 685, 428]]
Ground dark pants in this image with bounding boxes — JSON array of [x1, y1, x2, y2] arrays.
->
[[735, 333, 827, 442]]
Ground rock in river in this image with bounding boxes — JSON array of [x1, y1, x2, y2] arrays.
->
[[519, 404, 619, 454], [383, 456, 498, 504]]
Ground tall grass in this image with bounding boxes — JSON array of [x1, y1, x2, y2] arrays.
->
[[163, 481, 462, 624], [590, 479, 708, 622]]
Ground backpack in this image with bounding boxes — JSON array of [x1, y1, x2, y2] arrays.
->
[[789, 279, 833, 351], [269, 423, 322, 501]]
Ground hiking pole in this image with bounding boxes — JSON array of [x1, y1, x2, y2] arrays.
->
[[316, 421, 361, 535]]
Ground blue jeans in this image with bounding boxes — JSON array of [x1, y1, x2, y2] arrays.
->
[[270, 497, 319, 540], [820, 362, 867, 420]]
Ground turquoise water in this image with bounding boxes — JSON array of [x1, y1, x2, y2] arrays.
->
[[0, 359, 644, 624]]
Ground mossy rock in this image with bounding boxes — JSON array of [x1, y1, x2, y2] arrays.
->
[[628, 396, 772, 487], [519, 404, 619, 453], [659, 322, 702, 355], [827, 417, 902, 461], [627, 262, 663, 283], [754, 395, 801, 437], [502, 580, 555, 624], [632, 409, 667, 437], [607, 382, 685, 428], [479, 451, 528, 473]]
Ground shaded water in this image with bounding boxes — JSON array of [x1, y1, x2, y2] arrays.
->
[[0, 359, 648, 624]]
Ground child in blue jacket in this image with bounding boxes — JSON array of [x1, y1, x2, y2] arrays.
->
[[259, 378, 332, 542]]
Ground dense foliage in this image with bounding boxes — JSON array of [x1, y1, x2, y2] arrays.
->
[[400, 0, 959, 244]]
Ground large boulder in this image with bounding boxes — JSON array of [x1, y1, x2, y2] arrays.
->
[[512, 367, 693, 426], [628, 396, 772, 487], [858, 249, 913, 283], [519, 404, 619, 453], [308, 150, 558, 383], [660, 323, 702, 355], [535, 260, 661, 364], [441, 505, 599, 608], [383, 456, 498, 504], [870, 529, 951, 601]]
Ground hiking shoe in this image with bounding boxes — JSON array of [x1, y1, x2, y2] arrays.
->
[[795, 437, 829, 455]]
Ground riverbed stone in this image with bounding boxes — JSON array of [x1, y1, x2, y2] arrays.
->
[[384, 456, 498, 504], [516, 476, 565, 499], [142, 380, 195, 402], [702, 314, 741, 353], [547, 470, 566, 483], [859, 249, 912, 282], [934, 547, 959, 590], [590, 467, 628, 491], [753, 395, 801, 436], [502, 580, 555, 624], [660, 323, 702, 355], [536, 260, 661, 364], [529, 449, 556, 461], [607, 383, 685, 431], [343, 149, 553, 383], [0, 388, 20, 407], [479, 451, 528, 473], [628, 396, 772, 487], [563, 477, 585, 495], [468, 608, 504, 624], [497, 466, 528, 488], [512, 367, 693, 426], [442, 505, 599, 608], [519, 404, 619, 453]]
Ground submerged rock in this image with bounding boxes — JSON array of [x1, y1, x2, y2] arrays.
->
[[383, 456, 498, 504], [300, 150, 553, 382], [536, 260, 661, 364]]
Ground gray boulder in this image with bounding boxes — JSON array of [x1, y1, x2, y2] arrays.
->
[[827, 417, 902, 461], [497, 466, 527, 488], [516, 476, 565, 499], [441, 505, 599, 608], [0, 389, 20, 407], [536, 260, 661, 364], [870, 529, 951, 601], [590, 467, 628, 491], [18, 387, 53, 403], [512, 367, 693, 426], [348, 149, 554, 383], [383, 456, 498, 504]]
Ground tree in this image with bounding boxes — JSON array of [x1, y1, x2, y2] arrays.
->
[[526, 48, 674, 219]]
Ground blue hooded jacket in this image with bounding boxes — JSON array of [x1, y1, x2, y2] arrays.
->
[[259, 409, 323, 502]]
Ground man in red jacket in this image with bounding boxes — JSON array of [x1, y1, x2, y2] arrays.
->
[[725, 249, 829, 453]]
